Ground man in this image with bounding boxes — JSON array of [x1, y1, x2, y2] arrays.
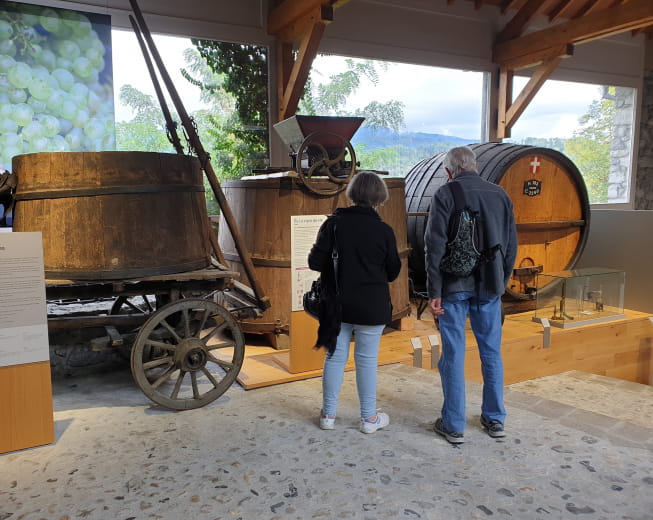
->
[[424, 146, 517, 444]]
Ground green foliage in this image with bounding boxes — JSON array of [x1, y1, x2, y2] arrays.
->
[[115, 84, 221, 214], [189, 39, 268, 175], [115, 84, 174, 152], [564, 90, 615, 204], [300, 58, 405, 133]]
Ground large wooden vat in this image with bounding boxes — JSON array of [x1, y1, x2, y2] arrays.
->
[[405, 143, 590, 300], [218, 176, 411, 337], [13, 151, 211, 280]]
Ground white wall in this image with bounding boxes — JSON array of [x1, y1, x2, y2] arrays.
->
[[575, 210, 653, 313]]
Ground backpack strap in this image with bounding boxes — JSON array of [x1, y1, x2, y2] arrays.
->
[[446, 181, 467, 241]]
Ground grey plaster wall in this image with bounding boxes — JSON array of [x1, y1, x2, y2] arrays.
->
[[576, 209, 653, 313]]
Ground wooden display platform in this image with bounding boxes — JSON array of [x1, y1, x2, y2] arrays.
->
[[0, 361, 54, 454], [401, 308, 653, 386], [234, 308, 652, 390]]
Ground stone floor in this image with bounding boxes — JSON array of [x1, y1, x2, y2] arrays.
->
[[1, 361, 653, 520]]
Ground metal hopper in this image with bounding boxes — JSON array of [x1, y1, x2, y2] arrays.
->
[[273, 115, 365, 195]]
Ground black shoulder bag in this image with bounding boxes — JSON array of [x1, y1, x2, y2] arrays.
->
[[303, 223, 339, 320]]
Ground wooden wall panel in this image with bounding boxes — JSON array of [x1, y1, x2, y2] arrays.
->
[[0, 362, 54, 454]]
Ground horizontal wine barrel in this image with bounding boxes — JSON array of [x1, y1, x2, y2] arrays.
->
[[13, 151, 211, 280], [405, 143, 590, 300], [218, 175, 411, 339]]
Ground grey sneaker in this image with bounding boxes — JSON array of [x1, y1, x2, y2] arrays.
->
[[360, 412, 390, 434], [434, 418, 464, 444], [480, 415, 505, 438]]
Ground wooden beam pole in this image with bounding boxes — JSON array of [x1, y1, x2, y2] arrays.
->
[[494, 0, 653, 64], [278, 21, 325, 121], [505, 57, 563, 130], [496, 0, 543, 43], [496, 66, 513, 139]]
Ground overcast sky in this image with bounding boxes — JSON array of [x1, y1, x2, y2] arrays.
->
[[112, 30, 600, 142]]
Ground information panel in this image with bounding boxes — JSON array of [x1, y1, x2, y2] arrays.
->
[[290, 215, 327, 312], [0, 232, 49, 367]]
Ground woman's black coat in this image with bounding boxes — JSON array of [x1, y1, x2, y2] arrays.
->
[[308, 205, 402, 325]]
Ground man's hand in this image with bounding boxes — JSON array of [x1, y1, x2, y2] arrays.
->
[[429, 298, 444, 317]]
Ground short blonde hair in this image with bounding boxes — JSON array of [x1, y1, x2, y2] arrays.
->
[[346, 170, 389, 207]]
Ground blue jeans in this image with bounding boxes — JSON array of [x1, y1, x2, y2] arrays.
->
[[322, 322, 385, 419], [437, 291, 505, 432]]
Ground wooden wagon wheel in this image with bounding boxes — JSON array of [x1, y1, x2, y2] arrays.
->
[[296, 131, 357, 196], [130, 298, 245, 410]]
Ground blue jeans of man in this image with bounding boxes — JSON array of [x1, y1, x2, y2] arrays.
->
[[322, 322, 385, 419], [437, 291, 505, 433]]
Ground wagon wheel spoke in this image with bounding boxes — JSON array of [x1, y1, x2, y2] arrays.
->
[[201, 367, 220, 389], [131, 299, 245, 411], [150, 366, 176, 389], [201, 319, 229, 345], [159, 318, 182, 343], [170, 370, 186, 400], [207, 353, 234, 372], [191, 372, 200, 399], [143, 339, 177, 351], [194, 309, 210, 338], [143, 356, 173, 370]]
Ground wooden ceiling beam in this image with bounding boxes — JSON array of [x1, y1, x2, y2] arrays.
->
[[502, 43, 573, 71], [548, 0, 574, 22], [494, 0, 653, 64], [268, 0, 343, 36], [573, 0, 601, 19], [268, 0, 350, 122], [496, 0, 546, 43], [500, 0, 520, 15]]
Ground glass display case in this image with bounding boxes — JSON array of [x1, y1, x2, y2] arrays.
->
[[532, 267, 626, 329]]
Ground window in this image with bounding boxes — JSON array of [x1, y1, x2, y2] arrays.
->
[[508, 79, 636, 205], [304, 55, 485, 176]]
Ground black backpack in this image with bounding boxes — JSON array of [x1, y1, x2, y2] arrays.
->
[[439, 181, 499, 278]]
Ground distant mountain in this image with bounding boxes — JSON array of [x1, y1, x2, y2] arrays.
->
[[351, 127, 473, 150]]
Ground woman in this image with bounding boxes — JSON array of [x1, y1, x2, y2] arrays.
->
[[308, 171, 401, 434]]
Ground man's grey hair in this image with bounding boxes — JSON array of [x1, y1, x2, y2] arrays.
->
[[444, 146, 477, 176]]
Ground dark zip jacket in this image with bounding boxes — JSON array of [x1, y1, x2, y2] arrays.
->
[[424, 171, 517, 299]]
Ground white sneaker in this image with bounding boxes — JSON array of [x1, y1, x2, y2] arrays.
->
[[320, 413, 335, 430], [360, 412, 390, 434]]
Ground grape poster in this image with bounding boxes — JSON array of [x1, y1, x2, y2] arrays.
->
[[0, 2, 115, 172]]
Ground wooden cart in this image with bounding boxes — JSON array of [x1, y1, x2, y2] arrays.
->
[[45, 267, 261, 410]]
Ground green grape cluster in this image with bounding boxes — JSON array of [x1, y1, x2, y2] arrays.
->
[[0, 2, 115, 171]]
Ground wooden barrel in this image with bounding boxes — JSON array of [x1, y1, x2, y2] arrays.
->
[[405, 143, 590, 300], [218, 175, 411, 337], [13, 151, 211, 280]]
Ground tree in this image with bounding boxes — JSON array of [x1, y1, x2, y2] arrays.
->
[[187, 40, 268, 178], [564, 87, 615, 203], [300, 58, 405, 133], [115, 84, 221, 214], [115, 85, 174, 152]]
